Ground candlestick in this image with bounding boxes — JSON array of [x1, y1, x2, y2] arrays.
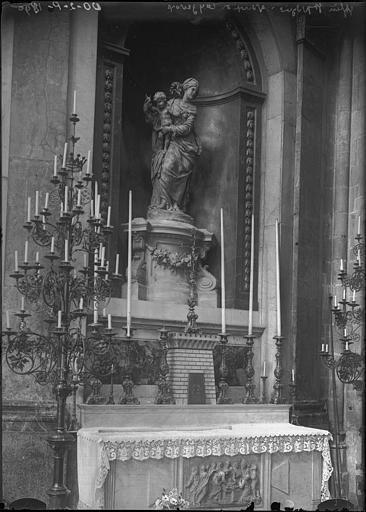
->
[[44, 192, 49, 210], [15, 250, 18, 272], [77, 189, 81, 207], [21, 297, 25, 311], [115, 253, 119, 274], [220, 208, 226, 334], [51, 236, 55, 254], [64, 186, 68, 213], [6, 311, 10, 329], [86, 150, 91, 175], [24, 241, 28, 263], [340, 258, 344, 271], [57, 310, 62, 328], [357, 216, 361, 236], [27, 197, 31, 223], [107, 206, 111, 227], [36, 252, 39, 263], [79, 297, 83, 310], [248, 213, 254, 335], [53, 155, 57, 176], [35, 190, 39, 217], [275, 219, 281, 337], [73, 90, 76, 114], [127, 190, 132, 337], [64, 239, 69, 262], [62, 142, 68, 168], [108, 314, 112, 330], [263, 361, 266, 377]]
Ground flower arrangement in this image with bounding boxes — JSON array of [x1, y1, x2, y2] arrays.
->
[[153, 488, 190, 510]]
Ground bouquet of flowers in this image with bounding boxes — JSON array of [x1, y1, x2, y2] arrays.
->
[[153, 488, 190, 510]]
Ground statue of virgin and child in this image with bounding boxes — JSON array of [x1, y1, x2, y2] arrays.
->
[[143, 77, 201, 219]]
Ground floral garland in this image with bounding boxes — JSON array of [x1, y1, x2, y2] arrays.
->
[[147, 245, 199, 274], [153, 488, 189, 510]]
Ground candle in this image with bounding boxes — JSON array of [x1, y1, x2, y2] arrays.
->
[[103, 308, 106, 317], [248, 213, 254, 335], [27, 197, 31, 222], [86, 150, 91, 175], [57, 310, 62, 328], [291, 369, 295, 382], [357, 249, 361, 264], [93, 308, 98, 324], [127, 190, 132, 337], [342, 288, 346, 301], [95, 181, 98, 205], [21, 297, 25, 311], [79, 297, 83, 310], [35, 190, 39, 217], [101, 246, 105, 267], [14, 250, 19, 272], [35, 251, 39, 263], [352, 289, 356, 302], [107, 206, 111, 227], [344, 327, 347, 337], [62, 142, 68, 168], [77, 189, 81, 207], [220, 208, 226, 334], [84, 253, 87, 268], [275, 219, 281, 337], [90, 199, 94, 218], [325, 344, 329, 353], [105, 261, 109, 280], [53, 155, 57, 176], [96, 195, 100, 219], [321, 344, 325, 352], [115, 253, 120, 274], [73, 90, 77, 114], [345, 341, 349, 351], [340, 258, 344, 271], [263, 361, 266, 377], [44, 192, 49, 210], [64, 186, 68, 213], [333, 293, 337, 308], [64, 239, 68, 262], [108, 314, 112, 330], [24, 241, 28, 263], [73, 269, 77, 279], [51, 236, 55, 253], [60, 201, 64, 218], [357, 216, 361, 235], [6, 311, 10, 329]]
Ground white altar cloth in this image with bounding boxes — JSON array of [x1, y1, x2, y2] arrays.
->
[[77, 422, 333, 509]]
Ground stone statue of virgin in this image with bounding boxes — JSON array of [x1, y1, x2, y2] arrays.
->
[[144, 77, 201, 218]]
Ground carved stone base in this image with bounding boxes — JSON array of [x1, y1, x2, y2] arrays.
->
[[121, 217, 218, 306]]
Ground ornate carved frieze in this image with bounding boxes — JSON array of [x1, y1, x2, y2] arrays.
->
[[101, 65, 114, 221], [225, 20, 256, 85]]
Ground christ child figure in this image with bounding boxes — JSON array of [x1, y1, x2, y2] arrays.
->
[[144, 91, 172, 151]]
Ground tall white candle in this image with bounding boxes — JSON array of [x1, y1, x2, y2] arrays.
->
[[60, 201, 64, 217], [73, 90, 77, 114], [62, 142, 68, 168], [35, 191, 39, 217], [95, 181, 98, 205], [15, 250, 18, 272], [57, 310, 62, 328], [333, 293, 337, 308], [24, 241, 28, 263], [248, 213, 254, 335], [90, 199, 94, 218], [127, 190, 133, 336], [6, 311, 10, 329], [352, 289, 356, 302], [342, 288, 346, 301], [51, 236, 55, 253], [96, 195, 100, 219], [345, 341, 349, 351], [35, 251, 39, 263], [77, 189, 81, 207], [84, 253, 87, 268], [344, 327, 347, 337], [275, 219, 281, 337], [105, 261, 109, 280], [27, 197, 31, 222], [44, 192, 49, 210], [64, 239, 68, 262], [21, 296, 25, 311], [64, 186, 68, 212], [53, 155, 57, 176], [340, 258, 344, 271], [357, 249, 361, 264], [101, 246, 105, 267], [107, 206, 111, 227], [357, 216, 361, 235], [321, 344, 325, 352], [86, 150, 91, 175], [108, 314, 112, 330], [291, 369, 295, 382], [220, 208, 226, 334], [79, 297, 83, 310], [325, 344, 329, 353], [93, 308, 98, 324], [115, 253, 120, 274], [263, 361, 266, 377]]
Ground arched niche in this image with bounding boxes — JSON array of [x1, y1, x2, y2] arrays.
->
[[95, 15, 265, 310]]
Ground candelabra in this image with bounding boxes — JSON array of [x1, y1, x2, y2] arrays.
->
[[320, 233, 364, 390], [2, 112, 122, 509]]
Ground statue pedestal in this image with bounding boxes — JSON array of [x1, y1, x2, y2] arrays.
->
[[122, 217, 218, 307]]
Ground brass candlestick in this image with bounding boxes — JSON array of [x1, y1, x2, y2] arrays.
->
[[217, 332, 232, 404], [270, 335, 285, 404], [242, 333, 258, 403]]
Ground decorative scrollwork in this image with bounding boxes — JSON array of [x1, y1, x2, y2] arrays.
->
[[336, 352, 363, 384]]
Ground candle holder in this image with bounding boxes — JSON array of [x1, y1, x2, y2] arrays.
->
[[260, 375, 268, 404], [184, 229, 201, 335], [289, 381, 299, 425], [155, 327, 175, 404], [242, 334, 258, 404], [106, 366, 115, 405], [217, 332, 232, 404], [270, 335, 285, 404]]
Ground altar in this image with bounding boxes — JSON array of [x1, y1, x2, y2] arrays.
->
[[77, 404, 333, 510]]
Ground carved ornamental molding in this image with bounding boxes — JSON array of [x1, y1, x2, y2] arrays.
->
[[225, 20, 256, 85], [101, 65, 114, 221]]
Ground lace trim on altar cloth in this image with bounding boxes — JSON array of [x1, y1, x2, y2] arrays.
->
[[93, 432, 333, 508]]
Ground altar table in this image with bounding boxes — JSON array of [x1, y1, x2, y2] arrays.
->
[[77, 421, 333, 510]]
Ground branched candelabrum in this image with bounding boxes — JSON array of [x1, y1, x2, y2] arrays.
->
[[2, 112, 122, 509], [320, 233, 364, 391]]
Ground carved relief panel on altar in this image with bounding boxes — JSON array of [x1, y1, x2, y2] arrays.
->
[[183, 455, 263, 508]]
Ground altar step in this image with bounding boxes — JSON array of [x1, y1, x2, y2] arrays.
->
[[293, 400, 330, 431]]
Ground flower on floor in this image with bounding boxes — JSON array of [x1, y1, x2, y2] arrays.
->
[[153, 488, 190, 509]]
